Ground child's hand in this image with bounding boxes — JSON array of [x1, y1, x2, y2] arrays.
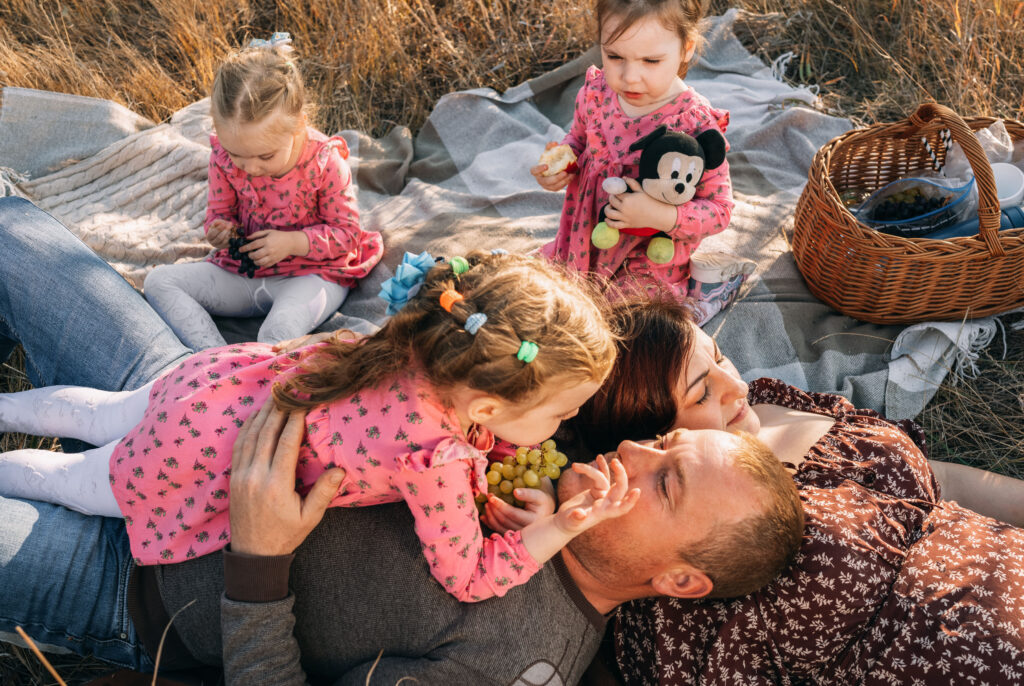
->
[[206, 219, 236, 250], [604, 177, 678, 231], [554, 455, 640, 535], [531, 142, 575, 192], [242, 230, 310, 268], [482, 486, 557, 534]]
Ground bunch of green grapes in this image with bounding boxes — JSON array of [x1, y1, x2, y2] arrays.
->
[[477, 439, 569, 508]]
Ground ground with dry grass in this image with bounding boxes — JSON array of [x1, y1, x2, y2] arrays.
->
[[1, 0, 1023, 682]]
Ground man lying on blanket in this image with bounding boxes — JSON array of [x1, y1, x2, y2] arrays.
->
[[0, 197, 802, 685]]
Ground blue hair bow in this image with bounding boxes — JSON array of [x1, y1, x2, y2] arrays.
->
[[379, 251, 436, 315], [249, 32, 292, 49]]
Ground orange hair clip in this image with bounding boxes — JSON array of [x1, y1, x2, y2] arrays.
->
[[439, 288, 465, 312]]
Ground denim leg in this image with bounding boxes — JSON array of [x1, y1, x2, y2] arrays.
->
[[0, 495, 154, 670], [0, 197, 192, 393]]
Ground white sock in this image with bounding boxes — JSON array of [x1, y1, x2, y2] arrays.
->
[[0, 381, 153, 446], [0, 441, 120, 517]]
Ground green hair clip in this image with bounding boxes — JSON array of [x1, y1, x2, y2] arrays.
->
[[516, 340, 539, 364], [450, 256, 470, 276]]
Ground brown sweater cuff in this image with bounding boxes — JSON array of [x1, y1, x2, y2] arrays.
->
[[223, 548, 294, 602]]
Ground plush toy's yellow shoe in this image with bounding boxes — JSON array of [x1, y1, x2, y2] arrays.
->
[[646, 236, 675, 264], [591, 222, 620, 249]]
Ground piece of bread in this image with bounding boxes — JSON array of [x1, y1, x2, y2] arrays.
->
[[538, 144, 577, 176]]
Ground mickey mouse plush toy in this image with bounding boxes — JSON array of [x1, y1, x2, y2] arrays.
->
[[591, 124, 726, 264]]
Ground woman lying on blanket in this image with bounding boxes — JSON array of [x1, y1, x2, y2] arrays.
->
[[572, 297, 1024, 685]]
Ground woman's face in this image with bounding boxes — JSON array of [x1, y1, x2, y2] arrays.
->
[[671, 324, 760, 435]]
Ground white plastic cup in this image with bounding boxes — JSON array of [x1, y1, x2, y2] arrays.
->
[[990, 162, 1024, 209]]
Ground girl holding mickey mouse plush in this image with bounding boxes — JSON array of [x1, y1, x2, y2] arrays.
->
[[532, 0, 743, 320]]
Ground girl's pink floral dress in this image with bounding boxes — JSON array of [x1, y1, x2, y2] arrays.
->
[[541, 66, 733, 300], [108, 343, 539, 602], [205, 127, 383, 287]]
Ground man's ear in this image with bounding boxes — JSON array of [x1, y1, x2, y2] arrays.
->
[[652, 566, 713, 599], [465, 394, 506, 426]]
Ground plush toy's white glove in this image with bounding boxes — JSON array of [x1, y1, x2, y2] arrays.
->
[[602, 177, 628, 195]]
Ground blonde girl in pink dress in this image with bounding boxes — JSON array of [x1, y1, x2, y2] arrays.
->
[[532, 0, 736, 310], [144, 34, 383, 351], [0, 251, 640, 602]]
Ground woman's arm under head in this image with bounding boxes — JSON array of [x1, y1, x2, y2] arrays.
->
[[929, 459, 1024, 527]]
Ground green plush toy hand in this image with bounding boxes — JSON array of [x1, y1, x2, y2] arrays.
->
[[646, 236, 675, 264], [591, 221, 620, 249]]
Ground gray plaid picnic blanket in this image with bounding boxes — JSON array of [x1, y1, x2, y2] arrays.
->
[[1, 10, 1000, 419]]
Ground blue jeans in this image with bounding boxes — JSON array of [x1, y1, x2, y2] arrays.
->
[[0, 197, 192, 667]]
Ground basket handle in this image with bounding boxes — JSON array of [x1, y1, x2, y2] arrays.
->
[[906, 102, 1003, 256]]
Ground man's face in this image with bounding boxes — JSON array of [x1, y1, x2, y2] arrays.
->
[[559, 429, 763, 592]]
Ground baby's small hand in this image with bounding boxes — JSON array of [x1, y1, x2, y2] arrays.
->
[[554, 456, 639, 535], [531, 142, 575, 192], [604, 177, 677, 231], [482, 488, 556, 534], [242, 230, 310, 268], [271, 329, 360, 354], [206, 219, 236, 249]]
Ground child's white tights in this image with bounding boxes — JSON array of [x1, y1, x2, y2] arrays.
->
[[0, 381, 153, 445], [0, 381, 153, 516], [144, 262, 349, 351], [0, 442, 120, 517]]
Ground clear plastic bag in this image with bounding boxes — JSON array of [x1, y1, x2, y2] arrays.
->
[[855, 175, 976, 237], [944, 120, 1014, 180]]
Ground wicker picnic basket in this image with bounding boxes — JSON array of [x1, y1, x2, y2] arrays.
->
[[792, 102, 1024, 324]]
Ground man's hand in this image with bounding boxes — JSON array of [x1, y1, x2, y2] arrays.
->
[[554, 456, 639, 535], [241, 230, 310, 268], [229, 400, 345, 556], [603, 177, 678, 231], [206, 218, 236, 250]]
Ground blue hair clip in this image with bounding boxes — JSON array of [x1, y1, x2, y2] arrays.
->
[[464, 312, 487, 335], [249, 32, 292, 49], [379, 251, 436, 315]]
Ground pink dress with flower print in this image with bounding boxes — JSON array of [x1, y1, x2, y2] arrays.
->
[[205, 127, 383, 287], [108, 343, 539, 602], [541, 66, 733, 300]]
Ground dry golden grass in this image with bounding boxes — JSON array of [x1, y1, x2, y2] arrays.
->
[[1, 0, 1023, 683], [0, 0, 592, 136]]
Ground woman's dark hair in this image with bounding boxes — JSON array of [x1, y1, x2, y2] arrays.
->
[[570, 296, 696, 455]]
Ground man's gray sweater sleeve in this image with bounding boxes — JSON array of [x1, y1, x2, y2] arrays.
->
[[155, 505, 606, 685], [221, 549, 306, 686]]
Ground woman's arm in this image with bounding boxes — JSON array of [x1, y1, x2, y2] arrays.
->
[[929, 459, 1024, 527]]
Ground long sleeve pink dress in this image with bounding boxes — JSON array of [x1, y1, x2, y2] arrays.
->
[[109, 343, 540, 602], [541, 66, 733, 300]]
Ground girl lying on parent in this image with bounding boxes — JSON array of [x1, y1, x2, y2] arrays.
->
[[0, 196, 1020, 685], [571, 297, 1024, 685], [0, 196, 802, 685]]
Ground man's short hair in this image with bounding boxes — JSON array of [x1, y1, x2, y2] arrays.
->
[[679, 432, 804, 598]]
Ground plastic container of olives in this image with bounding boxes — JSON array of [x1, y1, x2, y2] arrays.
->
[[855, 175, 976, 237]]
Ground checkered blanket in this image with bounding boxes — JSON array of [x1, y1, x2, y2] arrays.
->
[[1, 10, 1001, 419]]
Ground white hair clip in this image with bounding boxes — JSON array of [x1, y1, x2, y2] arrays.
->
[[248, 32, 292, 49]]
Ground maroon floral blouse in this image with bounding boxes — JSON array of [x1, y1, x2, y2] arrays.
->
[[614, 377, 1024, 685]]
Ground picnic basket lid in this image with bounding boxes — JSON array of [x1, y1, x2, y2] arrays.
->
[[792, 102, 1024, 324]]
